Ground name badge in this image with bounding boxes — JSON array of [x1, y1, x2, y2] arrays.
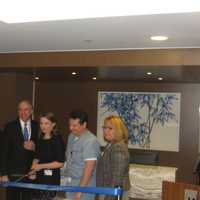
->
[[44, 170, 53, 176]]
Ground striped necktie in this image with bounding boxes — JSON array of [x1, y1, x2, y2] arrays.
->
[[23, 123, 29, 141]]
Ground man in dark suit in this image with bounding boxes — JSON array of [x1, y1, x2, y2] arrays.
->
[[1, 100, 39, 200]]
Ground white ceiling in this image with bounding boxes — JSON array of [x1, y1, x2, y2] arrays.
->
[[0, 12, 200, 53]]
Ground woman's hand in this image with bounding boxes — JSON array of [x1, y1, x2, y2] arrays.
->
[[28, 171, 37, 180], [31, 163, 42, 172], [1, 175, 9, 182]]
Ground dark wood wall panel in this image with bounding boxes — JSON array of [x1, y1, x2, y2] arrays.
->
[[1, 49, 200, 67], [0, 73, 17, 128], [162, 181, 200, 200], [0, 73, 33, 128]]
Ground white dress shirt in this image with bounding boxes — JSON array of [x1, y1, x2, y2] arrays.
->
[[20, 119, 31, 140]]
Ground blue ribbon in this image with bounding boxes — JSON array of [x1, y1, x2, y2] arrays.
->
[[0, 182, 123, 196]]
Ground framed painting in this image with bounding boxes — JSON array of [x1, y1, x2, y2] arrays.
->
[[97, 91, 181, 152]]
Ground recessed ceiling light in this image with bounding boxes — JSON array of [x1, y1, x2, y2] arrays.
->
[[146, 72, 152, 75], [150, 36, 168, 41], [35, 76, 39, 80], [158, 77, 163, 81], [72, 72, 77, 75], [92, 77, 97, 80]]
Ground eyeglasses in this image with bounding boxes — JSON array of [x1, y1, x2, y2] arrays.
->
[[102, 126, 113, 130]]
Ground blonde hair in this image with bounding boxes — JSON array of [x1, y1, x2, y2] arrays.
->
[[104, 115, 128, 143]]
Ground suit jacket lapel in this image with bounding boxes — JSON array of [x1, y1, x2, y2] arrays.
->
[[30, 121, 36, 140], [102, 143, 112, 157], [16, 119, 24, 141]]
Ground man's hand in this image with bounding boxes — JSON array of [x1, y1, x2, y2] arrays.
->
[[24, 140, 35, 151], [1, 175, 9, 182]]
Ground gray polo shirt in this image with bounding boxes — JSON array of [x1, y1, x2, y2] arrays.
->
[[64, 129, 100, 186]]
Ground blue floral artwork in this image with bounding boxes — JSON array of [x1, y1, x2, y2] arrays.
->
[[97, 92, 181, 151]]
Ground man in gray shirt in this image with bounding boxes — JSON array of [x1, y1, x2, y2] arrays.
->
[[64, 111, 100, 200]]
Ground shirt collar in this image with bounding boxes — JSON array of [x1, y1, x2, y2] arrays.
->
[[19, 119, 31, 127]]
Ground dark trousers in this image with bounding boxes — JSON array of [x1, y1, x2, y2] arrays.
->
[[6, 175, 33, 200], [31, 190, 56, 200]]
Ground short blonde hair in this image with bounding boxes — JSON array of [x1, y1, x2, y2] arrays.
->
[[104, 115, 128, 143]]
